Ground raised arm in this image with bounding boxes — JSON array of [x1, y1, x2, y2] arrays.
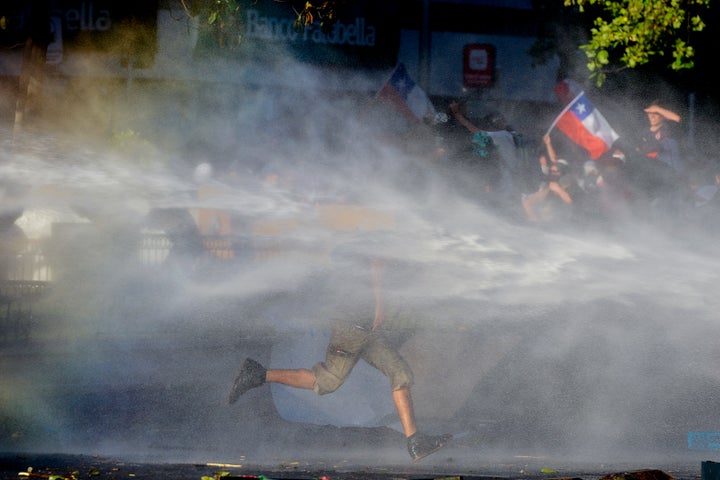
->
[[644, 104, 681, 123], [543, 134, 559, 164], [449, 101, 480, 133]]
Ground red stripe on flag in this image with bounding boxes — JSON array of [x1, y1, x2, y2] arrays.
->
[[377, 83, 421, 122], [556, 110, 611, 160]]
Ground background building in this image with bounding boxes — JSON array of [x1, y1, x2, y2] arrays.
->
[[0, 0, 560, 145]]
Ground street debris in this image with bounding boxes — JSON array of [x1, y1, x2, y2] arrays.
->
[[598, 470, 675, 480]]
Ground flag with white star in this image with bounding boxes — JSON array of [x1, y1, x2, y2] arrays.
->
[[547, 91, 619, 160], [376, 63, 436, 123]]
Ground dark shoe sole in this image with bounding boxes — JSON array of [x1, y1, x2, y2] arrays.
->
[[227, 358, 265, 404], [411, 435, 452, 462], [227, 372, 245, 405]]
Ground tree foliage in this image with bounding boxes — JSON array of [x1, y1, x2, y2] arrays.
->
[[565, 0, 711, 85]]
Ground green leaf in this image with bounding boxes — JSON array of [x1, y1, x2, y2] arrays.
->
[[597, 49, 610, 65]]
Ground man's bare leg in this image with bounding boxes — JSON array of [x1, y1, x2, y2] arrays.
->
[[229, 361, 316, 402], [392, 387, 417, 438], [229, 359, 450, 461], [395, 387, 452, 461], [266, 368, 316, 390]]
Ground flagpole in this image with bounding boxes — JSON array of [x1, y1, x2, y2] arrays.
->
[[545, 90, 585, 137]]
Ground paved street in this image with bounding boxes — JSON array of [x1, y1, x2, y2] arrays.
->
[[1, 313, 718, 480], [0, 451, 712, 480]]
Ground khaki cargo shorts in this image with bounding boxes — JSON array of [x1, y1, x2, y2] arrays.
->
[[312, 321, 413, 395]]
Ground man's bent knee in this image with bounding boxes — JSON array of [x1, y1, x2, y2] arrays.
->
[[312, 362, 345, 395], [389, 366, 413, 391]]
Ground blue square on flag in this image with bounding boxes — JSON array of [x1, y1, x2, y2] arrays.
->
[[549, 91, 619, 160], [376, 63, 436, 122], [571, 96, 595, 122], [390, 64, 416, 100]]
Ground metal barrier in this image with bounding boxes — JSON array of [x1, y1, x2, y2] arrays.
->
[[0, 280, 48, 343], [138, 233, 251, 264], [0, 239, 52, 343], [1, 239, 53, 282], [138, 233, 173, 265]]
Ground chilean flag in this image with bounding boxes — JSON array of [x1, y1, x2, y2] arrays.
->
[[547, 91, 619, 160], [376, 63, 436, 122]]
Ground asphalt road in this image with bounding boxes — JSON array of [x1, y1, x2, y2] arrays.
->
[[2, 315, 719, 480], [0, 451, 713, 480]]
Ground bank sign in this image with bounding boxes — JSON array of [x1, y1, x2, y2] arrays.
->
[[245, 9, 376, 47], [0, 0, 158, 67], [0, 0, 397, 69], [194, 1, 400, 69]]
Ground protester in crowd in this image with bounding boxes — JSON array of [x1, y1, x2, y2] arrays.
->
[[227, 249, 452, 462], [438, 100, 500, 199], [448, 100, 525, 214], [639, 102, 683, 172], [522, 133, 589, 223], [522, 156, 576, 223], [621, 101, 686, 208]]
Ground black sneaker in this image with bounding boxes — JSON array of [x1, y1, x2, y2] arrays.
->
[[228, 358, 266, 404], [407, 432, 452, 461]]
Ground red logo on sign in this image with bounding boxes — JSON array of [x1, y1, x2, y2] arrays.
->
[[463, 44, 494, 88]]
